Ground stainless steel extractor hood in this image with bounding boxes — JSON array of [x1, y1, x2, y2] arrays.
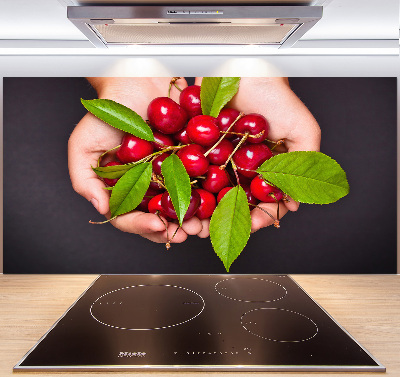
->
[[67, 5, 322, 48]]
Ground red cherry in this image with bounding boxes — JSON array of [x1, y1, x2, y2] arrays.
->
[[186, 115, 220, 147], [241, 183, 259, 206], [116, 134, 154, 164], [161, 190, 201, 220], [174, 126, 191, 144], [103, 161, 122, 187], [148, 193, 170, 219], [217, 184, 258, 207], [179, 85, 202, 118], [216, 108, 240, 138], [195, 188, 216, 220], [177, 144, 209, 177], [152, 131, 174, 151], [250, 176, 283, 203], [206, 139, 234, 165], [202, 165, 231, 193], [217, 187, 232, 203], [152, 153, 169, 175], [234, 113, 269, 144], [148, 193, 164, 213], [232, 144, 273, 178], [147, 97, 188, 134]]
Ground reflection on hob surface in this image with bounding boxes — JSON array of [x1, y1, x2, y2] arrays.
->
[[15, 275, 385, 372]]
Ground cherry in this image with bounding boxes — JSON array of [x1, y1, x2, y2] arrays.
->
[[195, 188, 216, 220], [241, 183, 259, 206], [216, 184, 258, 207], [161, 190, 201, 220], [206, 139, 234, 165], [250, 176, 284, 203], [216, 186, 232, 203], [103, 161, 122, 187], [202, 165, 231, 193], [233, 113, 269, 144], [152, 131, 174, 151], [179, 85, 202, 118], [232, 144, 273, 178], [177, 144, 209, 177], [148, 193, 164, 214], [152, 153, 169, 175], [174, 126, 191, 144], [147, 97, 188, 134], [186, 115, 220, 147], [116, 134, 154, 163], [216, 108, 240, 138], [148, 193, 170, 219]]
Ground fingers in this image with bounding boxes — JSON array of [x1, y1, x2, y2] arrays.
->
[[284, 196, 300, 212], [110, 212, 188, 243], [197, 219, 210, 238], [194, 77, 203, 86], [250, 202, 289, 233], [181, 217, 203, 235]]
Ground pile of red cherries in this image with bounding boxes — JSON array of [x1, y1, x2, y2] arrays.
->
[[103, 85, 284, 222]]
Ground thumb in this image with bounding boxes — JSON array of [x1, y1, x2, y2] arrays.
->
[[68, 133, 110, 216]]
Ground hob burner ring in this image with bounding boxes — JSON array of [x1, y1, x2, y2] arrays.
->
[[215, 277, 287, 302], [90, 284, 205, 331]]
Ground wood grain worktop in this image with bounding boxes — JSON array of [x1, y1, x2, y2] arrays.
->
[[1, 274, 399, 376]]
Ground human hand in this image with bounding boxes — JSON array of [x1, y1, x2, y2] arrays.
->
[[195, 77, 321, 233], [68, 77, 204, 244]]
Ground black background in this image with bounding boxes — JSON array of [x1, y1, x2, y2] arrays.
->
[[3, 77, 397, 274]]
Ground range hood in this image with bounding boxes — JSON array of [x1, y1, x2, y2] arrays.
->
[[67, 5, 322, 48]]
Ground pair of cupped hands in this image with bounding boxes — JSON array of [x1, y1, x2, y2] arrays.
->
[[68, 77, 321, 245]]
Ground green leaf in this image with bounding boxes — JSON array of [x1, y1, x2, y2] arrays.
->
[[200, 77, 241, 117], [92, 161, 145, 179], [161, 154, 191, 226], [257, 151, 350, 204], [209, 186, 251, 272], [109, 162, 152, 217], [81, 99, 154, 141]]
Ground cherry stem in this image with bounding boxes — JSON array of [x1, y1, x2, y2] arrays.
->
[[231, 160, 241, 186], [97, 144, 121, 167], [156, 212, 171, 250], [249, 203, 276, 221], [168, 77, 182, 97], [89, 215, 117, 225], [166, 225, 181, 249], [270, 139, 285, 151], [204, 112, 244, 157], [221, 130, 265, 139], [220, 132, 249, 170], [151, 173, 166, 189]]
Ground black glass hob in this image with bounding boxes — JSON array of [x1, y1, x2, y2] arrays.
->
[[14, 275, 385, 372]]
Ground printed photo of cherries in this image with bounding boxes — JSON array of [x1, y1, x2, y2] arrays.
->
[[82, 77, 349, 271]]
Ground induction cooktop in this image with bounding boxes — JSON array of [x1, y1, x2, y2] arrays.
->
[[14, 275, 385, 372]]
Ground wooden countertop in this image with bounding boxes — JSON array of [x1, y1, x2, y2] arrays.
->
[[1, 275, 399, 376]]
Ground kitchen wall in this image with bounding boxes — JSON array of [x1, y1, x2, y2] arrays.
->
[[1, 53, 399, 273]]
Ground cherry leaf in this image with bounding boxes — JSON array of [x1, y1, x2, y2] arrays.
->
[[81, 99, 154, 141], [92, 162, 141, 179], [257, 151, 350, 204], [109, 162, 152, 217], [209, 185, 251, 272], [161, 154, 191, 226], [200, 77, 241, 118]]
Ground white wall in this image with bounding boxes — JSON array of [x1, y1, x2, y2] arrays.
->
[[1, 54, 399, 273]]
